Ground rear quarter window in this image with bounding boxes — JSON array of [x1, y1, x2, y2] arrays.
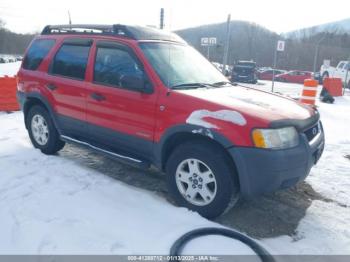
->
[[22, 39, 56, 70]]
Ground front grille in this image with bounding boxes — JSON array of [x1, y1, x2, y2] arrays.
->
[[304, 122, 320, 141]]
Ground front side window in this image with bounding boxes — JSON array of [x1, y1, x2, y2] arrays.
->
[[139, 42, 227, 88], [94, 46, 143, 88], [51, 44, 90, 80], [22, 39, 55, 70]]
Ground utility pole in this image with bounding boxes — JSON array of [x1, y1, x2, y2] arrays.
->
[[68, 10, 72, 26], [271, 44, 278, 92], [222, 14, 231, 76], [313, 34, 326, 76], [272, 40, 285, 92], [344, 56, 350, 95], [160, 8, 164, 29], [313, 44, 320, 76]]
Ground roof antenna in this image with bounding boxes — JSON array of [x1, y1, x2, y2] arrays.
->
[[160, 8, 164, 29], [68, 10, 72, 27]]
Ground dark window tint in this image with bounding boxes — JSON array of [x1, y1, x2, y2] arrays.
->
[[51, 44, 90, 80], [94, 47, 143, 88], [23, 39, 55, 70]]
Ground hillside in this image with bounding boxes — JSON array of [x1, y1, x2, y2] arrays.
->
[[0, 20, 35, 55], [286, 17, 350, 38], [177, 20, 350, 71], [0, 29, 35, 55], [176, 21, 279, 67]]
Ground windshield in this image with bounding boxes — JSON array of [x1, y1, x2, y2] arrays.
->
[[139, 42, 228, 88], [234, 66, 254, 73]]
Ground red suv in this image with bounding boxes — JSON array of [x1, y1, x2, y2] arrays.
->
[[17, 24, 325, 218]]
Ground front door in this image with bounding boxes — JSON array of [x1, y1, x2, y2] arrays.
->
[[86, 41, 157, 159]]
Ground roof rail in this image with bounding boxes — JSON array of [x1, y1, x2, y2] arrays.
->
[[41, 24, 186, 43]]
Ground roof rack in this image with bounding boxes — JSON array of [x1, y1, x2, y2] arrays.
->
[[41, 24, 134, 38], [41, 24, 186, 43]]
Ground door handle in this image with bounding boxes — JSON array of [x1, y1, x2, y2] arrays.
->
[[46, 83, 57, 91], [90, 92, 106, 101]]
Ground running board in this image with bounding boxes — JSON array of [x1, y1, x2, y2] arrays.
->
[[60, 135, 150, 169]]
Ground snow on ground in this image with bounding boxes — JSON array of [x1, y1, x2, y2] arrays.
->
[[0, 61, 21, 77], [0, 112, 256, 255], [0, 62, 350, 255]]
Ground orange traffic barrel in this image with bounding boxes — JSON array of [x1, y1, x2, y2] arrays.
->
[[0, 75, 20, 111], [300, 79, 319, 105]]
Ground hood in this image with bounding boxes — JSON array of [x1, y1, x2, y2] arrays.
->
[[176, 86, 315, 123]]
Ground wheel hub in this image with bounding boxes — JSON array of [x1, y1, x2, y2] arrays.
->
[[31, 114, 49, 146], [175, 158, 217, 206]]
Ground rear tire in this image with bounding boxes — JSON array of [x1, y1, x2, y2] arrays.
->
[[26, 105, 65, 155], [165, 141, 239, 219]]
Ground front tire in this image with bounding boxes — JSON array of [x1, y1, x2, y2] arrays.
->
[[166, 141, 239, 219], [26, 105, 65, 155]]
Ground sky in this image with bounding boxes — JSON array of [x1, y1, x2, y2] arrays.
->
[[0, 0, 349, 34]]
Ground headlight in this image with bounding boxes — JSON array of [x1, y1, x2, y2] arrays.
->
[[252, 127, 299, 149]]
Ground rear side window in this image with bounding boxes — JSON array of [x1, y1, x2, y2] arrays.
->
[[51, 44, 91, 80], [22, 39, 56, 70]]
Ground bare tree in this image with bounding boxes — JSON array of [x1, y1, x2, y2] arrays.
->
[[0, 19, 5, 29]]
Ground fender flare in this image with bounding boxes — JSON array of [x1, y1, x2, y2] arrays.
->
[[21, 92, 62, 134], [154, 124, 234, 169]]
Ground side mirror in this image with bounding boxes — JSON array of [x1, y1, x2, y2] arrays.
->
[[120, 75, 153, 94]]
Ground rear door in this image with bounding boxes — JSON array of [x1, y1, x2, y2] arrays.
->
[[85, 40, 157, 159], [285, 71, 296, 82], [46, 38, 92, 138], [296, 72, 309, 83], [265, 70, 274, 80]]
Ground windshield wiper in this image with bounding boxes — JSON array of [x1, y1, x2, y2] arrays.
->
[[171, 83, 211, 89], [211, 81, 232, 87]]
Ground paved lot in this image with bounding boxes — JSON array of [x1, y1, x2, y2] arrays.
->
[[61, 143, 329, 239]]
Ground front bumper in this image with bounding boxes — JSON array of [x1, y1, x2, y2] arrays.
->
[[232, 75, 257, 83], [228, 128, 325, 197]]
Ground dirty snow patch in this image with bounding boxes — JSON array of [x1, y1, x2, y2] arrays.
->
[[186, 109, 247, 129], [191, 128, 214, 139]]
